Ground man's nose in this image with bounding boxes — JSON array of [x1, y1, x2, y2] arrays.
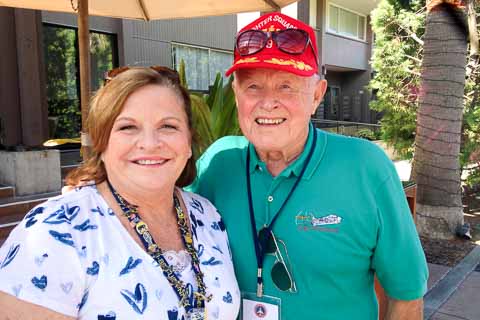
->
[[259, 89, 279, 111]]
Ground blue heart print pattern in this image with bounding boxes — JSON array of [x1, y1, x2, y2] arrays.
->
[[91, 206, 105, 217], [43, 205, 80, 225], [86, 261, 100, 276], [0, 243, 20, 269], [190, 198, 204, 214], [49, 230, 76, 247], [61, 281, 73, 294], [34, 253, 48, 266], [12, 284, 22, 297], [119, 256, 142, 276], [31, 275, 47, 290], [77, 245, 88, 258], [201, 256, 223, 266], [97, 311, 116, 319], [222, 291, 233, 304], [212, 245, 223, 254], [0, 186, 240, 319], [120, 283, 148, 314], [97, 311, 117, 320], [74, 219, 98, 231], [167, 308, 182, 320], [77, 290, 89, 311], [211, 218, 226, 232], [25, 206, 45, 228]]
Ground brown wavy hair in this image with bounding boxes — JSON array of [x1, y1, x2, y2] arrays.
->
[[66, 67, 197, 187]]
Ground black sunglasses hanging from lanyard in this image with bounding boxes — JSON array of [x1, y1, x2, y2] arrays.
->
[[246, 126, 317, 297]]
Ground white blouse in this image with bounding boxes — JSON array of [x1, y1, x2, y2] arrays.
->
[[0, 185, 240, 319]]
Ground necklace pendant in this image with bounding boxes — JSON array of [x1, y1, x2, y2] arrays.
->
[[186, 308, 206, 320]]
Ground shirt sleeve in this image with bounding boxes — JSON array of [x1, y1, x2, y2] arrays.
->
[[371, 174, 429, 300], [0, 202, 86, 317]]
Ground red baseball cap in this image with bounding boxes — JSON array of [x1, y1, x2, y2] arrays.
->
[[226, 12, 318, 77]]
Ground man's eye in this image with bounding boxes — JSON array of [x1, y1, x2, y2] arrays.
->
[[247, 84, 260, 90]]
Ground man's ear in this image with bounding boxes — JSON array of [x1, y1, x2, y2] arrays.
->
[[311, 79, 328, 115], [232, 75, 240, 109]]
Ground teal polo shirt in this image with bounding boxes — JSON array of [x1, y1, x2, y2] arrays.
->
[[189, 125, 428, 320]]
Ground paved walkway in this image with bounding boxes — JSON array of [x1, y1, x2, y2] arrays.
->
[[392, 160, 480, 319], [424, 246, 480, 319]]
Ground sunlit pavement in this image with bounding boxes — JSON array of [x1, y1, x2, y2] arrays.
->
[[392, 160, 480, 319], [425, 247, 480, 320]]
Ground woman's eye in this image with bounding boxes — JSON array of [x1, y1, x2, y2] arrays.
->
[[161, 124, 178, 130], [119, 125, 136, 131], [279, 84, 292, 90]]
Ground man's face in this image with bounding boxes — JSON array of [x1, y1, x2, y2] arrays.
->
[[232, 68, 327, 155]]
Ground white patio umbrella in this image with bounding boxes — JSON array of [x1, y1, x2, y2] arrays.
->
[[0, 0, 296, 156]]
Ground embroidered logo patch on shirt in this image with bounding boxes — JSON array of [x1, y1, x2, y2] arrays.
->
[[295, 212, 343, 232]]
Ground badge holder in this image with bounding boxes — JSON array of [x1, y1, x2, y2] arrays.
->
[[185, 308, 206, 320], [241, 292, 281, 320]]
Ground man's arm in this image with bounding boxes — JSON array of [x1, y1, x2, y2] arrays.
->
[[385, 297, 423, 320]]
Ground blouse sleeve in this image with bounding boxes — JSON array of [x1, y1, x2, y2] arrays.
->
[[0, 201, 86, 317]]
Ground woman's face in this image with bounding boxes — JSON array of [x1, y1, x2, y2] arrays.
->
[[102, 84, 192, 193]]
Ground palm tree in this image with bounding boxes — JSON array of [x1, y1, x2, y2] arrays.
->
[[413, 0, 468, 239]]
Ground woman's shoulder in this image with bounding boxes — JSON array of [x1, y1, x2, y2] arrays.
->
[[15, 185, 107, 233], [43, 184, 101, 206], [180, 189, 221, 220]]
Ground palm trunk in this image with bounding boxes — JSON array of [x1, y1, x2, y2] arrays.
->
[[414, 2, 467, 240]]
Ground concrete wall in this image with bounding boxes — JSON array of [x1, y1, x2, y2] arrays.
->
[[0, 150, 61, 195], [324, 33, 369, 70]]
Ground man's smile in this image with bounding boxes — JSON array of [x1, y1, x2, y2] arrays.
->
[[255, 117, 286, 125]]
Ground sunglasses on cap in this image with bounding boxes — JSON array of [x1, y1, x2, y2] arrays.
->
[[235, 29, 318, 66], [258, 227, 297, 293], [103, 65, 180, 85]]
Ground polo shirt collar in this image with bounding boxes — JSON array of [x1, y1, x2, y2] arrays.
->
[[247, 122, 327, 179]]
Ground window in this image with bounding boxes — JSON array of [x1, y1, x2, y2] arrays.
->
[[43, 24, 117, 138], [172, 43, 233, 91], [328, 3, 366, 41]]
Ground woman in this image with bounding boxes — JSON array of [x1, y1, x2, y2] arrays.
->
[[0, 67, 240, 319]]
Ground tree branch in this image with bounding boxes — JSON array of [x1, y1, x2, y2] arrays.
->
[[467, 0, 479, 57]]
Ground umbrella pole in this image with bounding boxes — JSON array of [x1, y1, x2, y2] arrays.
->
[[78, 0, 91, 159]]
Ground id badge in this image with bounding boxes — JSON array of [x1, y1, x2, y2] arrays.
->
[[185, 308, 206, 320], [240, 292, 281, 320]]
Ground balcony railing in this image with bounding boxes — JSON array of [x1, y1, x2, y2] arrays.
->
[[312, 118, 381, 139]]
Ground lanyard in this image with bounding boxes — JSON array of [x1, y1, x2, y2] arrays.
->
[[246, 126, 317, 297], [106, 180, 212, 312]]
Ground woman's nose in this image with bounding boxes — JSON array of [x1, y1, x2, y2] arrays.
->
[[136, 129, 163, 149]]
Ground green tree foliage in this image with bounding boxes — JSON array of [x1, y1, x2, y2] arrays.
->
[[179, 60, 241, 158], [44, 26, 81, 139], [370, 0, 480, 187], [90, 33, 115, 92], [370, 0, 426, 158], [44, 27, 115, 139]]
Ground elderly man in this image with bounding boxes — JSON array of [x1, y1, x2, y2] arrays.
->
[[190, 12, 428, 320]]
